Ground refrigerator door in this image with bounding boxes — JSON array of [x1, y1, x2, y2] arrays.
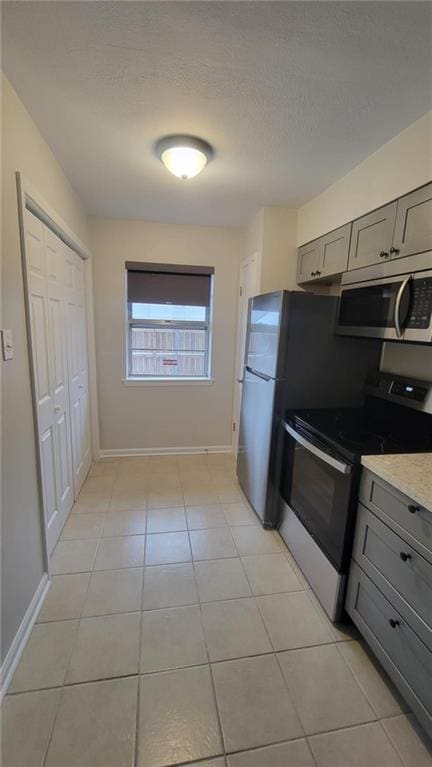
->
[[246, 292, 285, 379], [237, 367, 277, 523]]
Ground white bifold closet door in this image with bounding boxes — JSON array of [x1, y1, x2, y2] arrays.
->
[[23, 210, 91, 553], [64, 245, 91, 493]]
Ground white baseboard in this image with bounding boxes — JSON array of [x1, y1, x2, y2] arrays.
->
[[100, 445, 233, 458], [0, 573, 50, 701]]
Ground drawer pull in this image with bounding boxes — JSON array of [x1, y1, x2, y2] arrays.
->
[[400, 551, 411, 562], [408, 504, 420, 514], [389, 618, 400, 629]]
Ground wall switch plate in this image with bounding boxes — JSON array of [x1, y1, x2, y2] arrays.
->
[[1, 329, 14, 360]]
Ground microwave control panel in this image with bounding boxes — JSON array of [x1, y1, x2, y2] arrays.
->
[[407, 277, 432, 329]]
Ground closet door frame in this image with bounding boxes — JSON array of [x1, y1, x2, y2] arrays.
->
[[16, 173, 99, 569]]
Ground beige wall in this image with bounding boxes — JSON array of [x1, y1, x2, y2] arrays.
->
[[298, 111, 432, 246], [297, 111, 432, 380], [1, 76, 89, 662], [90, 217, 242, 451], [243, 207, 298, 293]]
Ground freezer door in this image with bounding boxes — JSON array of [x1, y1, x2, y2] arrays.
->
[[237, 368, 276, 522], [246, 292, 284, 379]]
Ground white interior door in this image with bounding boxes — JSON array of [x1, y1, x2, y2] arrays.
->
[[232, 255, 258, 455], [23, 211, 62, 552], [65, 246, 91, 493]]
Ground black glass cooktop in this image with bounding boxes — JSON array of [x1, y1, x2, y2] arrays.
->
[[288, 396, 432, 463]]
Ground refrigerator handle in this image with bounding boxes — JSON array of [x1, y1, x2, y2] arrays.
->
[[246, 365, 273, 382]]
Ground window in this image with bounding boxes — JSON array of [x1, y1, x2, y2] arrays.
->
[[126, 262, 214, 379]]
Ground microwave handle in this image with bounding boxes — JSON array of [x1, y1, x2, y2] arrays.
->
[[283, 422, 352, 475], [394, 276, 412, 339]]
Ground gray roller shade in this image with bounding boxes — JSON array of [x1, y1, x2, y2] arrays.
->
[[127, 262, 214, 307]]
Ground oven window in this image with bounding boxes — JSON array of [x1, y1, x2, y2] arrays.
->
[[286, 444, 353, 571], [339, 283, 403, 328]]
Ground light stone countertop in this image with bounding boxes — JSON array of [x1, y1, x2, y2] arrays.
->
[[361, 453, 432, 513]]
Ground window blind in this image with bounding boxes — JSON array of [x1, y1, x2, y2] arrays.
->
[[126, 262, 214, 307]]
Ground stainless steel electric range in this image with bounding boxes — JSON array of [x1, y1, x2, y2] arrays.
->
[[279, 373, 432, 621]]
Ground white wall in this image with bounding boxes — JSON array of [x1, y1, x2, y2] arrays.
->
[[298, 111, 432, 246], [90, 217, 242, 452], [1, 75, 89, 663]]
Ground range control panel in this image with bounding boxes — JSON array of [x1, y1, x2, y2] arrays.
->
[[407, 277, 432, 329], [390, 380, 428, 402], [366, 373, 432, 413]]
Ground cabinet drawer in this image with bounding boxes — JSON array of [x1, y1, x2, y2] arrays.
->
[[353, 504, 432, 644], [346, 562, 432, 732], [360, 470, 432, 560]]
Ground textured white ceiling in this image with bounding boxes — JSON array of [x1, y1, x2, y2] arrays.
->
[[2, 1, 431, 226]]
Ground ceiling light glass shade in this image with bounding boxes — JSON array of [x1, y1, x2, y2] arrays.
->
[[155, 135, 213, 180]]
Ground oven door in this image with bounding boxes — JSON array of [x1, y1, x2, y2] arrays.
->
[[337, 272, 432, 343], [281, 423, 357, 573]]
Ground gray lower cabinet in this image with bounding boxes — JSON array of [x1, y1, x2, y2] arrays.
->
[[392, 182, 432, 261], [297, 223, 351, 284], [346, 561, 432, 734], [346, 469, 432, 736], [348, 201, 397, 270]]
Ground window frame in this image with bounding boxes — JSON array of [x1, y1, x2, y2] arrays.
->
[[125, 274, 214, 382]]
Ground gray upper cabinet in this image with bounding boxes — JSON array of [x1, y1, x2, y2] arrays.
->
[[348, 202, 397, 270], [320, 223, 351, 278], [297, 223, 351, 284], [296, 182, 432, 286], [297, 241, 320, 283], [392, 183, 432, 260]]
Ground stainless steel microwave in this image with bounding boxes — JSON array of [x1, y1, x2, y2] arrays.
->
[[337, 261, 432, 344]]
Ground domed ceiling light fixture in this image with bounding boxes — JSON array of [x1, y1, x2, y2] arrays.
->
[[155, 135, 214, 180]]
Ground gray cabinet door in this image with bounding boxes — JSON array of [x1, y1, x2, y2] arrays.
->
[[348, 202, 397, 270], [297, 241, 320, 284], [392, 183, 432, 260], [320, 223, 352, 278]]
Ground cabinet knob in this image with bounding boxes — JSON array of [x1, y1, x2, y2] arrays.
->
[[399, 551, 411, 562], [407, 504, 420, 514], [379, 250, 389, 258], [310, 271, 316, 277], [316, 270, 321, 276], [389, 618, 400, 629], [389, 246, 400, 255]]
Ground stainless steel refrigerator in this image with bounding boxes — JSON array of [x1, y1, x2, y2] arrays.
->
[[236, 291, 381, 527]]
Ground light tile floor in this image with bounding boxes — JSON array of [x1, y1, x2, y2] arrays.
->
[[2, 453, 432, 767]]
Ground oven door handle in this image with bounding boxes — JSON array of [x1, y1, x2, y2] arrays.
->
[[283, 422, 352, 475]]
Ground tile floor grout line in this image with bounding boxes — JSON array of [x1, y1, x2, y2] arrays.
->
[[192, 553, 227, 762], [134, 603, 146, 767]]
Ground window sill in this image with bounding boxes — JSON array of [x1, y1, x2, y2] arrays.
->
[[122, 377, 214, 387]]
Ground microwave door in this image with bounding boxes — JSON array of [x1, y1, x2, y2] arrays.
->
[[337, 271, 432, 343], [337, 276, 405, 341]]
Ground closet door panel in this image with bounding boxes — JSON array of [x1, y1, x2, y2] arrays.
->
[[46, 231, 74, 521], [23, 211, 61, 552], [65, 249, 91, 493]]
